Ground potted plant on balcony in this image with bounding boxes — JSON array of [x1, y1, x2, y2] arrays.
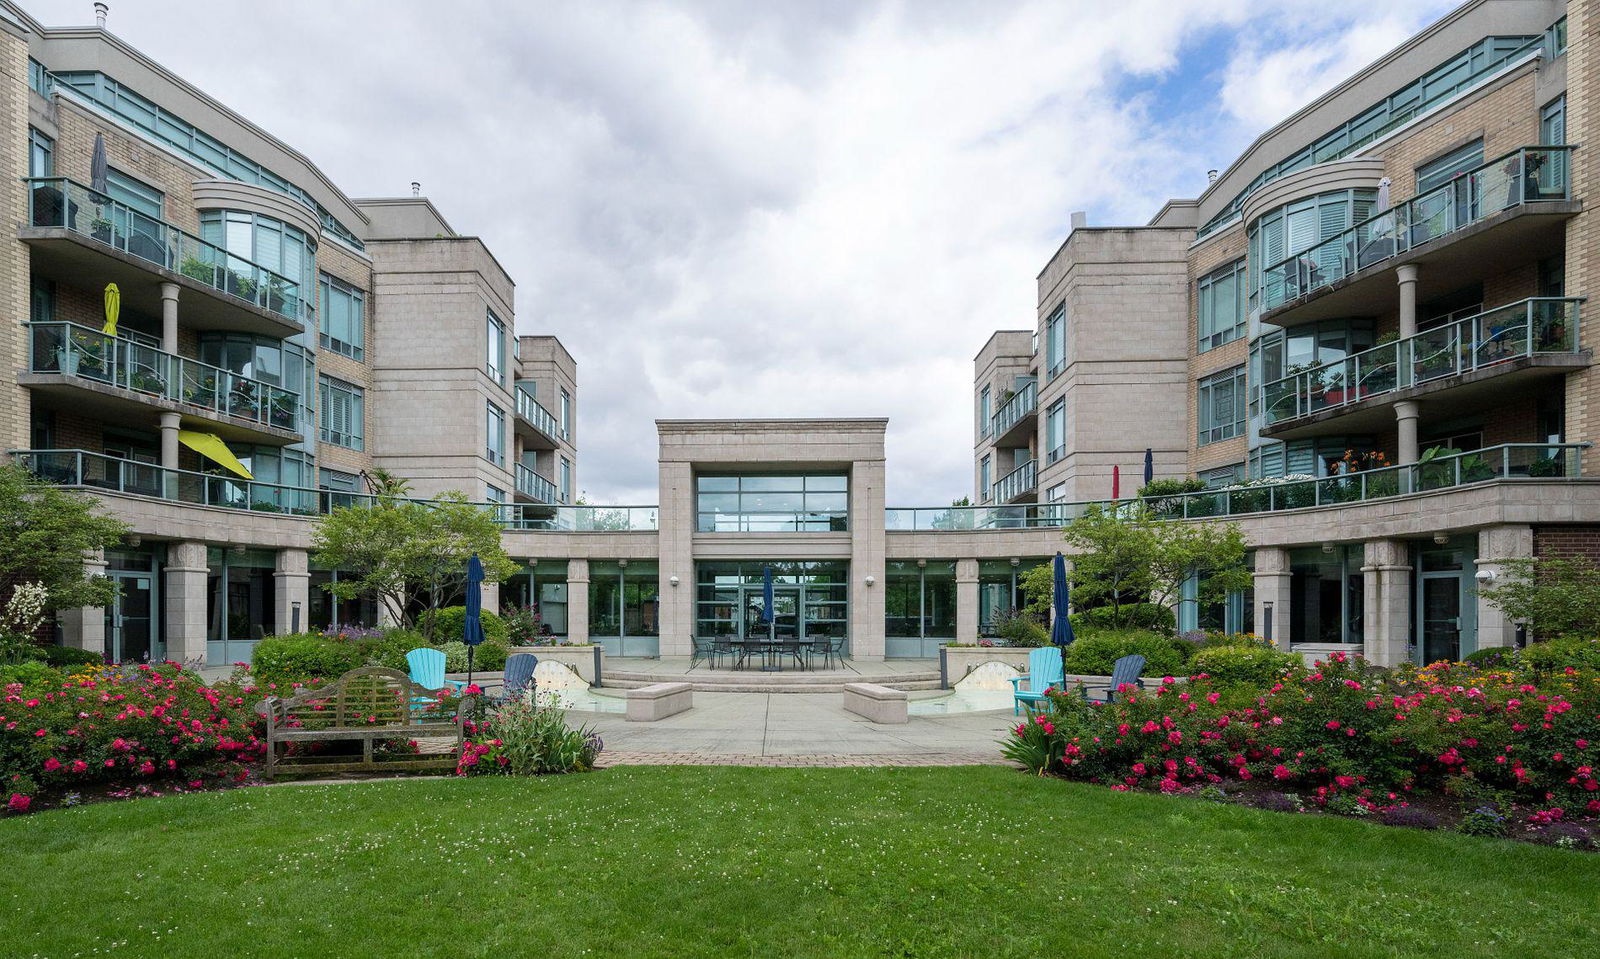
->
[[226, 270, 258, 303], [69, 330, 108, 379], [54, 342, 80, 376], [268, 391, 298, 430], [129, 365, 166, 396], [179, 255, 215, 286], [182, 370, 219, 409], [265, 276, 290, 315], [89, 215, 113, 243]]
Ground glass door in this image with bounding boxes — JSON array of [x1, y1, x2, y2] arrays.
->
[[106, 573, 155, 664], [1418, 574, 1462, 665], [741, 586, 800, 639]]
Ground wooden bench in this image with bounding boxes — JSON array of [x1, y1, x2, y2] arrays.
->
[[843, 682, 908, 724], [256, 666, 477, 778], [625, 681, 693, 722]]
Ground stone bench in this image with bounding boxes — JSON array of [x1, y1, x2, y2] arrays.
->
[[625, 682, 693, 722], [843, 682, 908, 724]]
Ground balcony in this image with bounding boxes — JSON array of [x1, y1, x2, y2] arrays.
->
[[1260, 298, 1589, 439], [513, 387, 564, 449], [11, 448, 658, 530], [989, 381, 1038, 447], [1260, 147, 1578, 326], [20, 177, 305, 337], [23, 322, 303, 445], [888, 443, 1588, 528], [514, 462, 560, 504], [991, 459, 1037, 504]]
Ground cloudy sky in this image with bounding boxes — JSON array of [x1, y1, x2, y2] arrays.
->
[[33, 0, 1456, 503]]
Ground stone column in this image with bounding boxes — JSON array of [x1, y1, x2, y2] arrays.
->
[[1395, 400, 1420, 466], [480, 580, 501, 616], [655, 461, 694, 655], [1475, 525, 1533, 650], [164, 541, 210, 667], [1362, 539, 1412, 667], [58, 548, 107, 657], [272, 548, 309, 635], [159, 412, 181, 500], [849, 457, 888, 661], [565, 559, 590, 646], [1252, 547, 1292, 647], [955, 558, 979, 644], [1396, 264, 1419, 338], [159, 282, 179, 353]]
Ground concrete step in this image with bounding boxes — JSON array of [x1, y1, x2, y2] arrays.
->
[[601, 677, 946, 694], [602, 669, 943, 694]]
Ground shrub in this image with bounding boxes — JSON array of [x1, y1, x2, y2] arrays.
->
[[1071, 603, 1175, 634], [1062, 630, 1186, 677], [458, 698, 601, 775], [1137, 478, 1208, 517], [1462, 646, 1516, 669], [1190, 643, 1301, 686], [503, 605, 546, 646], [1531, 822, 1594, 849], [435, 639, 510, 673], [252, 633, 364, 684], [1255, 792, 1304, 814], [1458, 806, 1510, 838], [0, 660, 62, 688], [1379, 806, 1441, 830], [417, 607, 508, 646], [41, 646, 104, 668], [1517, 636, 1600, 676], [993, 609, 1049, 647]]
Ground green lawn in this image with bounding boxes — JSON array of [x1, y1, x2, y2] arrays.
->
[[1, 767, 1593, 959]]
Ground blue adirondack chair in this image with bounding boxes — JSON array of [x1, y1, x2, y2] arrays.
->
[[1010, 646, 1065, 716], [495, 653, 538, 704], [1098, 654, 1147, 702], [406, 648, 465, 697]]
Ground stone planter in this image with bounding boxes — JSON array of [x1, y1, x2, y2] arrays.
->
[[511, 643, 604, 686], [939, 645, 1035, 688]]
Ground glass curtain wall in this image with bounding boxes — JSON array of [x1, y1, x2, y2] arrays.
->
[[206, 547, 277, 665], [308, 564, 378, 630], [884, 561, 956, 658], [695, 561, 850, 652], [1288, 545, 1364, 647], [696, 474, 849, 531], [502, 560, 569, 637], [588, 561, 660, 657], [977, 559, 1048, 637]]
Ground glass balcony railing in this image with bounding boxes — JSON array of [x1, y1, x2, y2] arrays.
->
[[1261, 298, 1585, 426], [989, 381, 1037, 437], [514, 388, 564, 441], [991, 459, 1037, 503], [28, 322, 301, 433], [11, 449, 659, 530], [695, 511, 849, 533], [889, 443, 1586, 529], [1260, 146, 1575, 313], [24, 176, 305, 322], [514, 462, 559, 503]]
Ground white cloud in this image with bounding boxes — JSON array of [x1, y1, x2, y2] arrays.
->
[[27, 0, 1461, 504]]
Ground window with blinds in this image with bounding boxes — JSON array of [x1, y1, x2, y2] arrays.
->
[[1197, 259, 1246, 351], [319, 275, 365, 360], [1197, 365, 1246, 446], [1044, 305, 1066, 378], [318, 375, 364, 450]]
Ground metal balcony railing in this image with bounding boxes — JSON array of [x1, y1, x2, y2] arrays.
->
[[514, 387, 564, 441], [990, 459, 1037, 503], [515, 462, 559, 503], [989, 381, 1037, 437]]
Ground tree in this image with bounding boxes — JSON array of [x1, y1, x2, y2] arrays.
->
[[1479, 556, 1600, 640], [311, 492, 518, 633], [0, 464, 127, 611], [361, 467, 412, 500], [1020, 505, 1251, 629]]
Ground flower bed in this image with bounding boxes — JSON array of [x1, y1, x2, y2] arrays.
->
[[1003, 652, 1600, 847], [2, 663, 270, 813]]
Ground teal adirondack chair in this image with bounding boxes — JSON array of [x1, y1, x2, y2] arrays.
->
[[406, 648, 466, 701], [1010, 646, 1065, 716]]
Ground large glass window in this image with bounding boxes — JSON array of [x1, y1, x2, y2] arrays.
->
[[1289, 545, 1364, 646], [695, 473, 849, 532], [486, 309, 507, 385], [1197, 365, 1246, 445], [980, 455, 991, 502], [1045, 399, 1066, 464], [205, 546, 277, 665], [978, 559, 1048, 637], [978, 386, 991, 436], [559, 457, 572, 503], [319, 274, 365, 360], [1416, 139, 1485, 194], [318, 375, 364, 450], [199, 209, 316, 316], [486, 401, 506, 466], [695, 561, 849, 649], [200, 333, 311, 436], [885, 561, 956, 658], [1197, 259, 1245, 351], [560, 387, 571, 437], [309, 563, 377, 630], [1044, 306, 1066, 378], [1246, 189, 1375, 308], [588, 561, 660, 656], [28, 128, 53, 177], [105, 169, 163, 219]]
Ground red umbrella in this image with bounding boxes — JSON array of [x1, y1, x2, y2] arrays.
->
[[1112, 464, 1120, 500]]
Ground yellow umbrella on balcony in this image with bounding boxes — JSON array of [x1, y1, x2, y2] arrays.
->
[[102, 282, 120, 336], [177, 430, 254, 480]]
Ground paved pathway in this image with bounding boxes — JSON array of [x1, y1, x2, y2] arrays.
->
[[572, 691, 1015, 767]]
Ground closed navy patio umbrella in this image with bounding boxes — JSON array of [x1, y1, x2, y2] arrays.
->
[[463, 552, 486, 687], [1050, 552, 1074, 685], [1144, 448, 1154, 486]]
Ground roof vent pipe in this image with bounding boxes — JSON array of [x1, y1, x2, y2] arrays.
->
[[94, 2, 107, 28], [411, 181, 421, 196], [1207, 169, 1218, 183], [1069, 211, 1087, 231]]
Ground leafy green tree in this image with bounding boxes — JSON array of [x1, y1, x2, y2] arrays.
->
[[1479, 556, 1600, 640], [361, 467, 412, 499], [311, 492, 518, 633], [1019, 505, 1251, 629], [0, 464, 127, 611]]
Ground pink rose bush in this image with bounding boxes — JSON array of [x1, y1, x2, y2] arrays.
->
[[1004, 652, 1600, 815], [2, 663, 267, 812]]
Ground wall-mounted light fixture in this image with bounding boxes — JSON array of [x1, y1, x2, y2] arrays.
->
[[864, 575, 876, 587], [618, 558, 629, 568], [1321, 542, 1335, 554], [1433, 532, 1450, 546], [669, 575, 680, 587], [1010, 557, 1020, 567]]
